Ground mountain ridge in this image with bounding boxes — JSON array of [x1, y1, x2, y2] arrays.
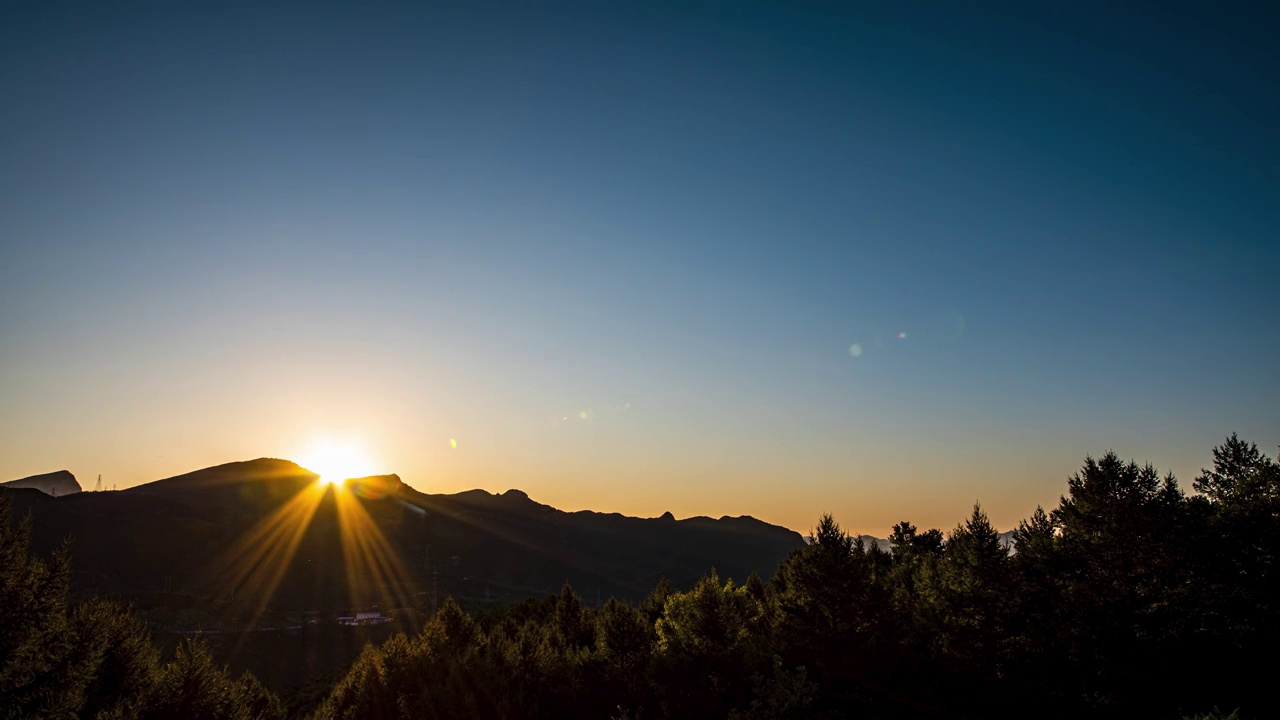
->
[[2, 459, 805, 613], [2, 460, 1016, 565]]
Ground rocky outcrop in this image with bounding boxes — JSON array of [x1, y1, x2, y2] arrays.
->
[[1, 470, 82, 497]]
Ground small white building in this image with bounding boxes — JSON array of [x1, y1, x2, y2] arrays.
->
[[338, 611, 392, 626]]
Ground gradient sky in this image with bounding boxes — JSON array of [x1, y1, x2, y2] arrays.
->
[[2, 1, 1276, 536]]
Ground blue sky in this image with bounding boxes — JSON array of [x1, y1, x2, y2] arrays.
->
[[2, 1, 1276, 534]]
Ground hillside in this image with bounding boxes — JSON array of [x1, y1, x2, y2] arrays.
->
[[1, 459, 805, 616]]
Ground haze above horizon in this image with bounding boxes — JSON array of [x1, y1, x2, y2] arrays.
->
[[2, 1, 1276, 536]]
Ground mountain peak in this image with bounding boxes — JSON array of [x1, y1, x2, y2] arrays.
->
[[659, 511, 676, 522], [502, 488, 530, 500], [128, 458, 317, 495], [1, 470, 81, 497]]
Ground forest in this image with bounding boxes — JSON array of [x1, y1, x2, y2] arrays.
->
[[2, 434, 1275, 720]]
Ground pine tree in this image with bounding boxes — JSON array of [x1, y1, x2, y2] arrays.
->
[[1049, 453, 1195, 713], [0, 496, 86, 719], [919, 503, 1012, 699], [0, 494, 282, 720], [771, 514, 891, 714], [654, 571, 762, 717]]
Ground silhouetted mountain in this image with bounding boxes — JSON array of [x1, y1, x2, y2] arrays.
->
[[856, 530, 1016, 552], [858, 534, 891, 552], [1, 458, 804, 616], [1, 470, 81, 496]]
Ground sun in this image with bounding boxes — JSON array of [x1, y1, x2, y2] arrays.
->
[[296, 440, 377, 485]]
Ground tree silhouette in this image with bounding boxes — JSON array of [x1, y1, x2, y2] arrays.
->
[[0, 494, 282, 719], [5, 435, 1279, 718]]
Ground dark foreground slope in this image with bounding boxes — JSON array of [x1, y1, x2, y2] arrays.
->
[[2, 459, 804, 614]]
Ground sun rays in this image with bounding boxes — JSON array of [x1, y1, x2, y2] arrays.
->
[[202, 464, 417, 634], [203, 480, 329, 631], [334, 478, 416, 610]]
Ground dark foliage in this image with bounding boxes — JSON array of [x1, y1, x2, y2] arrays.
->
[[0, 494, 284, 719], [306, 436, 1278, 719]]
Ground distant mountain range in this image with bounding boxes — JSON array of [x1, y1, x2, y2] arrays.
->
[[1, 459, 805, 613], [857, 531, 1017, 552], [1, 470, 81, 496]]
